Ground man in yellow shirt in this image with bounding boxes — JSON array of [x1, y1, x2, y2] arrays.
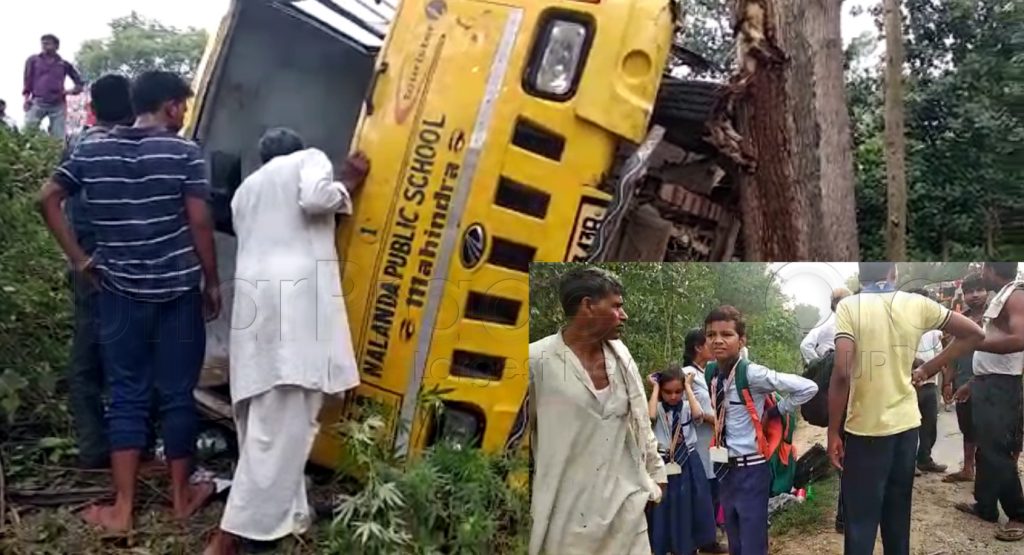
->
[[827, 262, 983, 555]]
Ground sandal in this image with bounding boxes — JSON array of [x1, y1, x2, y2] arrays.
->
[[995, 522, 1024, 542], [943, 472, 974, 483]]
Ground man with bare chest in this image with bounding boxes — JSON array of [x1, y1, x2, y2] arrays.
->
[[528, 267, 666, 555], [957, 262, 1024, 543]]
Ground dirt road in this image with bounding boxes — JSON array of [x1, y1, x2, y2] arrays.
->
[[773, 404, 1024, 555]]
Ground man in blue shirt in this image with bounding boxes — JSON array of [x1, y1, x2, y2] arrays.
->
[[39, 70, 220, 534], [60, 73, 135, 470]]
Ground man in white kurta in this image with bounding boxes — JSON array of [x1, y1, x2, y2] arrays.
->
[[529, 267, 666, 555], [206, 128, 367, 554]]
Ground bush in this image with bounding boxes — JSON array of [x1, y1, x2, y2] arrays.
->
[[0, 127, 71, 428], [325, 406, 531, 555]]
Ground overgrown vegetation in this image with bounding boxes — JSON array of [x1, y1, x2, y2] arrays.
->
[[325, 400, 530, 555], [769, 474, 840, 538], [0, 127, 70, 428], [529, 263, 805, 378]]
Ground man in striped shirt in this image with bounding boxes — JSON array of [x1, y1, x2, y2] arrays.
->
[[39, 70, 220, 534]]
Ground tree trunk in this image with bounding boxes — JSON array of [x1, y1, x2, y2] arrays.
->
[[809, 0, 860, 260], [883, 0, 907, 260], [732, 0, 860, 260], [733, 0, 810, 260]]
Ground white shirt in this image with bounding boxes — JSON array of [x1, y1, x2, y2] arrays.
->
[[709, 362, 818, 458], [228, 148, 360, 404], [973, 281, 1024, 377], [800, 316, 836, 363], [1, 115, 15, 129], [916, 329, 944, 384]]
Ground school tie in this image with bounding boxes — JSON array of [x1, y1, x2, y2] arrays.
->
[[715, 372, 728, 448]]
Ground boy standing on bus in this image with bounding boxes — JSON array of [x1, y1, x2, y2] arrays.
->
[[705, 306, 818, 555]]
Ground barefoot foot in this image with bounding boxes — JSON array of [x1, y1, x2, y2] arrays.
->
[[81, 503, 133, 536], [174, 481, 216, 521]]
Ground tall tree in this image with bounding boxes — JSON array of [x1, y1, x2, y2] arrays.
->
[[883, 0, 907, 260], [75, 12, 208, 82], [730, 0, 860, 260], [808, 0, 860, 260], [848, 0, 1022, 260]]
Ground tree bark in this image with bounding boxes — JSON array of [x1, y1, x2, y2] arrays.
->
[[732, 0, 860, 260], [809, 0, 860, 260], [733, 0, 810, 260], [883, 0, 907, 260]]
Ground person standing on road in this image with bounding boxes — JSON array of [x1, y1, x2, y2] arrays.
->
[[827, 262, 984, 555], [528, 266, 667, 555], [23, 34, 84, 138], [942, 272, 988, 484], [203, 129, 369, 554], [38, 70, 221, 535], [58, 73, 135, 470], [954, 262, 1024, 543], [910, 289, 948, 475]]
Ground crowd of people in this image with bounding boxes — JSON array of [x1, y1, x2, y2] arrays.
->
[[528, 266, 818, 555], [528, 262, 1024, 555], [35, 37, 370, 553]]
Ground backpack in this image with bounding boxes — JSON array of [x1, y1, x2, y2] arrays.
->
[[799, 350, 835, 428], [705, 359, 797, 496]]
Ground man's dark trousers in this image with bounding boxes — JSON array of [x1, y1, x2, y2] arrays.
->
[[842, 427, 919, 555], [916, 384, 939, 465], [67, 271, 108, 467], [972, 374, 1024, 522]]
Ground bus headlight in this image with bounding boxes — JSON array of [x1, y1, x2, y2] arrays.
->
[[526, 15, 592, 100], [430, 403, 484, 449]]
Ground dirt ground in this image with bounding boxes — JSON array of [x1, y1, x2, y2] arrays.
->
[[772, 405, 1024, 555]]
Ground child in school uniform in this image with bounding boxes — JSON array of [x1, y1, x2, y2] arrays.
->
[[683, 328, 729, 554], [705, 306, 818, 555], [646, 364, 717, 555]]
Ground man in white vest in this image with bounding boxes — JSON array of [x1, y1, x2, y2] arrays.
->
[[955, 262, 1024, 543]]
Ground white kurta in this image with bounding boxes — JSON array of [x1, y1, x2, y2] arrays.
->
[[528, 332, 667, 555], [228, 148, 360, 404]]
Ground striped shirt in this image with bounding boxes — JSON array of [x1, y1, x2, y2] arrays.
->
[[61, 125, 113, 257], [52, 126, 210, 301]]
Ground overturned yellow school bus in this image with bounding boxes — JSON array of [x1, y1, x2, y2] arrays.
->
[[187, 0, 677, 466]]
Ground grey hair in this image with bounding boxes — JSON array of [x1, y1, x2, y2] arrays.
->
[[258, 127, 305, 164]]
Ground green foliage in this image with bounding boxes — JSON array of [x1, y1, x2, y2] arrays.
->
[[75, 12, 209, 82], [0, 127, 70, 426], [325, 402, 530, 555], [848, 0, 1024, 259], [529, 263, 804, 377]]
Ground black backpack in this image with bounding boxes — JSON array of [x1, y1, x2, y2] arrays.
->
[[799, 350, 835, 428]]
